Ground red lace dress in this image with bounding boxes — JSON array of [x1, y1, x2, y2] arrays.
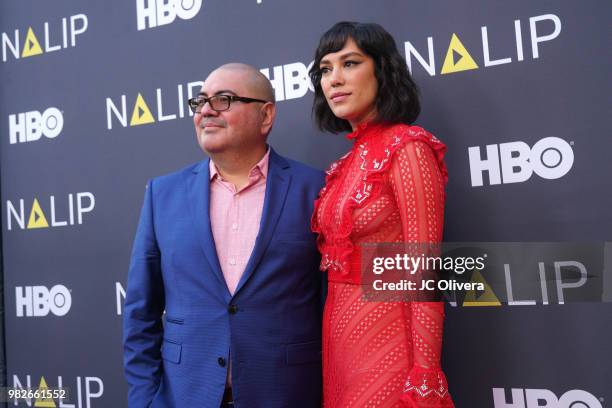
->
[[312, 123, 454, 407]]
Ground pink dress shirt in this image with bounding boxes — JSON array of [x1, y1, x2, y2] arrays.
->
[[209, 149, 269, 295], [209, 149, 269, 388]]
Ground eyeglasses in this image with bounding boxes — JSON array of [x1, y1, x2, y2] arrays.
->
[[187, 94, 269, 113]]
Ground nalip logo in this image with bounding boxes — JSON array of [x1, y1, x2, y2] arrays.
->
[[1, 14, 88, 63], [6, 192, 96, 231], [404, 14, 561, 76], [12, 374, 104, 406]]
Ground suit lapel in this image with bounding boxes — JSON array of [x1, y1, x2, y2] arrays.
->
[[233, 149, 291, 296], [188, 159, 231, 299]]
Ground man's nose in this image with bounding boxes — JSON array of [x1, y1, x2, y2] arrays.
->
[[199, 100, 218, 116]]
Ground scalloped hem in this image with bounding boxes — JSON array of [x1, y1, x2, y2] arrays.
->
[[400, 391, 455, 408]]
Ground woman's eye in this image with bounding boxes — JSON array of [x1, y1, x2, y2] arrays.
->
[[320, 67, 331, 74], [345, 60, 359, 67]]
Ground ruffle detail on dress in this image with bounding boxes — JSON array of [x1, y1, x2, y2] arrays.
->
[[310, 156, 354, 274], [400, 366, 455, 408], [311, 123, 448, 276]]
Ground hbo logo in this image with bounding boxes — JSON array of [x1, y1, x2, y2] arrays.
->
[[137, 0, 203, 30], [9, 107, 64, 144], [493, 388, 602, 408], [16, 285, 72, 317], [468, 137, 574, 187]]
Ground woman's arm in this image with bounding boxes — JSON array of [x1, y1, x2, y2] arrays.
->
[[388, 139, 454, 407]]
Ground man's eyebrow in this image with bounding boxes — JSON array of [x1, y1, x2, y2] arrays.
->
[[198, 90, 238, 97], [320, 51, 364, 66]]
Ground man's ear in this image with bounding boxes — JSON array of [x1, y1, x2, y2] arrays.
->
[[260, 102, 276, 133]]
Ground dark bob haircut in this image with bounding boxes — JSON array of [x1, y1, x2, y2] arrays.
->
[[309, 21, 421, 133]]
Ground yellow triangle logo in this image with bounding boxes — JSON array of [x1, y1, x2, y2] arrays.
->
[[441, 33, 478, 74], [130, 93, 155, 126], [462, 270, 501, 307], [27, 198, 49, 229], [34, 376, 56, 407], [22, 27, 44, 58]]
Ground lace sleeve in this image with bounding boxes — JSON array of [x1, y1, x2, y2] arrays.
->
[[387, 139, 455, 408]]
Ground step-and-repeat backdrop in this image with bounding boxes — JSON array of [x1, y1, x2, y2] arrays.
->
[[1, 1, 611, 407]]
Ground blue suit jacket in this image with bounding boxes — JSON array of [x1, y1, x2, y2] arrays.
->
[[123, 149, 325, 407]]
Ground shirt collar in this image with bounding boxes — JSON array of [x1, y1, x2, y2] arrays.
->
[[209, 147, 271, 181]]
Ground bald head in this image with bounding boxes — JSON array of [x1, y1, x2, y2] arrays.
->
[[210, 63, 275, 102]]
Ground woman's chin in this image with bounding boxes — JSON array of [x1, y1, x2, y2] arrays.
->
[[330, 108, 352, 121]]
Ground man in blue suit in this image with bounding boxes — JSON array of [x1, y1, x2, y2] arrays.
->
[[123, 63, 324, 407]]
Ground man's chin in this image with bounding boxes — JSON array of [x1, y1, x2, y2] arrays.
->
[[197, 135, 222, 154], [200, 142, 227, 155]]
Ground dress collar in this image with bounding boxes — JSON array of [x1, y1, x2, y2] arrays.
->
[[345, 121, 387, 143]]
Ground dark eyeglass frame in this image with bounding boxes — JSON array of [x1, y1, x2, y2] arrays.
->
[[187, 94, 269, 113]]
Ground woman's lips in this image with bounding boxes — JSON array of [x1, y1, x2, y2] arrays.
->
[[330, 92, 351, 103]]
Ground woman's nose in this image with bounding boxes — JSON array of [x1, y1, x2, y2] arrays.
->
[[329, 66, 344, 86]]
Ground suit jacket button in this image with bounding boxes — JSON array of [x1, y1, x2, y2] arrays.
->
[[218, 357, 226, 367], [228, 304, 238, 314]]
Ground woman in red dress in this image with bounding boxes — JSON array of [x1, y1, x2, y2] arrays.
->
[[309, 22, 455, 407]]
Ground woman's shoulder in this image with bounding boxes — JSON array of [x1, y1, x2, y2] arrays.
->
[[368, 123, 448, 181], [379, 124, 446, 158], [379, 123, 441, 144], [364, 123, 443, 156]]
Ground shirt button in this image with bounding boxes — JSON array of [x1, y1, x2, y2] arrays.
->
[[232, 223, 238, 230], [218, 357, 226, 367], [228, 304, 238, 314], [229, 258, 236, 265]]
